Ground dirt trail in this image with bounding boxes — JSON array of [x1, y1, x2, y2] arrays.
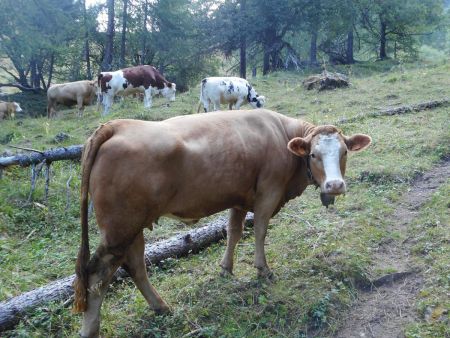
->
[[334, 159, 450, 338]]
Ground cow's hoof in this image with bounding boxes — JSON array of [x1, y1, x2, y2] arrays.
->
[[256, 267, 276, 281], [154, 304, 172, 316], [219, 267, 234, 278]]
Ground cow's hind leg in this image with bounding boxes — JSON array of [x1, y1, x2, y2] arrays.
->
[[220, 208, 247, 276], [122, 231, 170, 314], [80, 244, 125, 338]]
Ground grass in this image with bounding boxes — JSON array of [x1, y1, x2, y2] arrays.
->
[[0, 60, 449, 337]]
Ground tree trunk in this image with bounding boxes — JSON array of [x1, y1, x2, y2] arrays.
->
[[82, 0, 92, 79], [101, 0, 115, 71], [239, 0, 246, 79], [0, 213, 254, 331], [141, 0, 149, 65], [30, 59, 41, 89], [309, 31, 318, 65], [346, 29, 355, 64], [263, 44, 270, 75], [46, 53, 55, 88], [379, 19, 387, 60], [119, 0, 128, 68]]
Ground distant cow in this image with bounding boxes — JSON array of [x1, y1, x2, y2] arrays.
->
[[97, 65, 176, 115], [199, 77, 266, 112], [73, 109, 371, 337], [47, 80, 97, 118], [0, 101, 22, 120]]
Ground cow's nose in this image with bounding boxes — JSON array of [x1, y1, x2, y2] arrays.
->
[[325, 180, 345, 194]]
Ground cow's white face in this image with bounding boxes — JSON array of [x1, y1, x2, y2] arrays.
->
[[287, 130, 372, 196], [161, 83, 176, 102], [248, 87, 265, 109], [13, 102, 22, 113]]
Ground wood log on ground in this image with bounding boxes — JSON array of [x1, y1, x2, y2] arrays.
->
[[337, 98, 450, 124], [303, 70, 350, 91], [0, 213, 254, 331], [0, 144, 83, 169]]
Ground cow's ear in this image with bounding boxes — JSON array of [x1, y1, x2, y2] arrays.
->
[[287, 137, 310, 157], [344, 134, 372, 152]]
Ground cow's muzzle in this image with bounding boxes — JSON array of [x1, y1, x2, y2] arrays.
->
[[323, 179, 346, 195]]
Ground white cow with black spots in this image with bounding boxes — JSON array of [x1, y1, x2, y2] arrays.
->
[[199, 77, 265, 112]]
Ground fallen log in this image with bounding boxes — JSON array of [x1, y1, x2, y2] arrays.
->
[[0, 213, 254, 331], [337, 98, 450, 124], [0, 144, 83, 169]]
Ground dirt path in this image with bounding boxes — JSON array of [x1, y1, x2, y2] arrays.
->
[[334, 158, 450, 338]]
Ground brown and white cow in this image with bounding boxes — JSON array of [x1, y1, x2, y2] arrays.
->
[[73, 109, 371, 337], [0, 101, 22, 120], [97, 65, 176, 115], [47, 80, 97, 118]]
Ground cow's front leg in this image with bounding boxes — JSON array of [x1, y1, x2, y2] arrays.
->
[[253, 191, 283, 279], [220, 208, 247, 276], [144, 88, 153, 108]]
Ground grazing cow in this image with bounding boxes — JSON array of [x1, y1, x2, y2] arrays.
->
[[199, 76, 266, 112], [47, 80, 97, 118], [97, 65, 176, 115], [0, 101, 22, 120], [73, 109, 371, 337]]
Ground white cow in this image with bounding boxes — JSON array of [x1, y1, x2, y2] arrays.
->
[[97, 65, 176, 115], [199, 77, 266, 112]]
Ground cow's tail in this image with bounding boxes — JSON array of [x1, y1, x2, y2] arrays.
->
[[73, 122, 114, 313]]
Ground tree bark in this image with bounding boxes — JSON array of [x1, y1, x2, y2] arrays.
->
[[0, 145, 83, 169], [101, 0, 115, 71], [119, 0, 128, 68], [346, 29, 355, 64], [309, 31, 318, 65], [82, 0, 92, 80], [0, 213, 254, 331], [379, 19, 387, 59], [140, 0, 149, 65], [263, 44, 270, 75], [239, 0, 246, 79]]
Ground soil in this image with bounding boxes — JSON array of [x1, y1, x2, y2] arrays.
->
[[333, 158, 450, 338]]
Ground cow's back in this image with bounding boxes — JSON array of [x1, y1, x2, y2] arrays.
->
[[90, 109, 296, 219]]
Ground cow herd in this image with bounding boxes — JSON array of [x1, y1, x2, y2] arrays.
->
[[0, 64, 267, 121]]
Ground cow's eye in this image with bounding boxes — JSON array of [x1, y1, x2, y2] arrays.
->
[[310, 153, 316, 158]]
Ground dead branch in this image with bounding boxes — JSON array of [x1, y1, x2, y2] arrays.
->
[[337, 98, 450, 124], [0, 145, 83, 169]]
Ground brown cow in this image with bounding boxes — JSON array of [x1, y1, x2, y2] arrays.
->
[[97, 65, 176, 115], [47, 80, 97, 118], [73, 109, 371, 337], [0, 101, 22, 119]]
